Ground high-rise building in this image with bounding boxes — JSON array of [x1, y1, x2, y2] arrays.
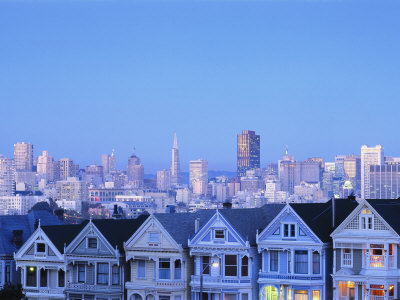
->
[[361, 145, 384, 199], [157, 169, 171, 191], [14, 142, 33, 171], [37, 150, 55, 181], [170, 132, 180, 186], [58, 158, 79, 181], [237, 130, 260, 177], [85, 165, 104, 186], [102, 150, 117, 175], [127, 153, 144, 187], [189, 159, 208, 195], [56, 177, 87, 211], [343, 155, 361, 194], [0, 155, 16, 196], [278, 149, 296, 194], [369, 164, 400, 199]]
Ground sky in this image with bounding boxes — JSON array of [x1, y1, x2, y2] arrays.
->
[[1, 0, 399, 173]]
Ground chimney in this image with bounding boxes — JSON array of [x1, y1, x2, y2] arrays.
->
[[223, 202, 232, 209], [12, 230, 23, 247], [195, 217, 200, 233], [332, 198, 336, 228], [112, 204, 122, 220], [166, 205, 176, 214]]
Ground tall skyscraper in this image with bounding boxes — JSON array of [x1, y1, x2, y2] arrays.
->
[[361, 145, 384, 199], [102, 150, 117, 175], [37, 150, 55, 181], [278, 149, 296, 194], [157, 169, 171, 191], [237, 130, 260, 177], [170, 132, 180, 186], [369, 164, 400, 199], [189, 159, 208, 195], [14, 142, 33, 171], [0, 155, 16, 196], [127, 153, 144, 187], [59, 158, 79, 181]]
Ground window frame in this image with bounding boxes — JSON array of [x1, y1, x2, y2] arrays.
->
[[282, 223, 296, 238], [137, 260, 146, 279], [174, 259, 182, 280], [26, 266, 37, 287], [269, 250, 279, 272], [77, 264, 85, 283], [341, 248, 353, 267], [97, 263, 109, 285], [158, 258, 171, 280], [294, 250, 308, 274], [87, 237, 98, 249], [224, 254, 238, 277], [148, 232, 161, 243], [241, 256, 249, 277], [112, 265, 119, 285], [35, 242, 46, 254], [214, 229, 225, 240]]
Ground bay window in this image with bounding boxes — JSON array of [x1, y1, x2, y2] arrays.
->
[[97, 263, 109, 285], [159, 258, 171, 279], [224, 255, 237, 276], [294, 250, 308, 274]]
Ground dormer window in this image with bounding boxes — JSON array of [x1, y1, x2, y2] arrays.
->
[[36, 243, 46, 253], [283, 224, 296, 238], [88, 238, 98, 249], [214, 229, 225, 240]]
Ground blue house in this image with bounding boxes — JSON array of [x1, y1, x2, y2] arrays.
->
[[256, 199, 357, 300]]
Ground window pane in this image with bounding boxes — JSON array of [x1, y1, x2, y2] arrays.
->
[[40, 269, 47, 287], [241, 256, 248, 277], [97, 263, 109, 285], [58, 270, 65, 287], [78, 265, 85, 283], [159, 258, 170, 279], [295, 250, 308, 274], [26, 267, 37, 287], [225, 255, 237, 276], [202, 256, 210, 275], [174, 260, 181, 280], [137, 260, 146, 279], [312, 252, 320, 274], [270, 251, 278, 272]]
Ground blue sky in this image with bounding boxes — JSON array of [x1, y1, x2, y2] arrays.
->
[[1, 0, 399, 172]]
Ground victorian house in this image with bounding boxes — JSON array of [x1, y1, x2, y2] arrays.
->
[[188, 204, 285, 300], [124, 211, 213, 300], [331, 198, 400, 300], [256, 198, 357, 300], [0, 203, 63, 292]]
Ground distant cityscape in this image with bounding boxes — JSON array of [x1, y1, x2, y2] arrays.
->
[[0, 130, 396, 219]]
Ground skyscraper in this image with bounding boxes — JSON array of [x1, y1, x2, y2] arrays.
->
[[102, 150, 117, 175], [127, 153, 144, 187], [361, 145, 384, 199], [0, 155, 16, 196], [59, 158, 79, 181], [189, 159, 208, 195], [170, 132, 180, 186], [157, 169, 171, 191], [237, 130, 260, 177], [37, 150, 55, 181], [14, 142, 33, 171], [369, 164, 400, 199]]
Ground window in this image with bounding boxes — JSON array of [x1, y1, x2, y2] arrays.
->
[[149, 232, 160, 242], [342, 248, 353, 267], [370, 244, 384, 268], [78, 264, 85, 283], [215, 229, 225, 239], [202, 256, 210, 275], [294, 250, 308, 274], [97, 263, 109, 285], [137, 260, 146, 279], [26, 266, 37, 287], [36, 243, 45, 253], [242, 294, 248, 300], [295, 290, 308, 300], [112, 265, 119, 285], [5, 265, 10, 283], [224, 294, 236, 300], [312, 290, 320, 300], [159, 258, 171, 279], [312, 251, 320, 274], [270, 251, 278, 272], [389, 285, 394, 298], [288, 250, 291, 273], [174, 259, 182, 280], [175, 296, 182, 300], [58, 269, 65, 287], [361, 216, 373, 230], [283, 224, 296, 238], [88, 238, 97, 249], [224, 255, 237, 276], [241, 256, 248, 277], [40, 269, 47, 287]]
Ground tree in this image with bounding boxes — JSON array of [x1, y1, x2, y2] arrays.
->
[[0, 283, 25, 300]]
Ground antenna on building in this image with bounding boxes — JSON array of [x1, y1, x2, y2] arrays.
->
[[111, 149, 115, 156], [285, 145, 289, 155]]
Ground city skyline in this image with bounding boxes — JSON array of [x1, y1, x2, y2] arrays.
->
[[1, 0, 400, 172]]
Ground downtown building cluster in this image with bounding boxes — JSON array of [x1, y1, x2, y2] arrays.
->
[[0, 197, 400, 300]]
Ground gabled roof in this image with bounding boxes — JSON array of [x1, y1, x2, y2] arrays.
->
[[290, 198, 358, 242], [42, 215, 149, 254], [0, 209, 63, 255], [156, 204, 285, 247], [366, 198, 400, 235]]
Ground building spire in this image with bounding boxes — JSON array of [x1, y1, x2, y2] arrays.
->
[[285, 145, 289, 155], [173, 132, 178, 149]]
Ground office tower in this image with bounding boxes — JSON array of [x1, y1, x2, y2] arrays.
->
[[335, 155, 346, 178], [59, 158, 79, 180], [189, 159, 208, 195], [278, 149, 296, 194], [343, 155, 361, 194], [170, 132, 180, 186], [0, 155, 16, 196], [361, 145, 384, 199], [237, 130, 260, 177], [157, 169, 171, 191], [85, 165, 104, 186], [127, 153, 144, 187], [369, 164, 400, 199], [102, 150, 117, 175], [37, 150, 55, 181], [13, 142, 33, 171], [298, 160, 322, 183]]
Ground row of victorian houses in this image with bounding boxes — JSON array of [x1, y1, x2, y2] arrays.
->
[[4, 197, 400, 300]]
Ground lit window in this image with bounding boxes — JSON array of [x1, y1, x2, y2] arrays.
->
[[215, 229, 225, 239], [312, 290, 320, 300], [283, 224, 296, 238]]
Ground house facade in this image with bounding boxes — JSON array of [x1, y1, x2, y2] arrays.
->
[[331, 199, 400, 300], [124, 214, 193, 300]]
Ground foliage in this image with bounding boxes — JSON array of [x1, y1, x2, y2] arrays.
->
[[0, 283, 25, 300]]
